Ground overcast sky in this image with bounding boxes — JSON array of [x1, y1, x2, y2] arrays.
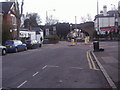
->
[[1, 0, 119, 24], [22, 0, 119, 25]]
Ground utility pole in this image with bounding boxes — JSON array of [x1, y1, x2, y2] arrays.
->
[[46, 11, 48, 25], [97, 0, 100, 42], [97, 0, 99, 35], [75, 16, 77, 29]]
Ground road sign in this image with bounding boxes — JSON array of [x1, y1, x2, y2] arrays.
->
[[45, 28, 49, 36]]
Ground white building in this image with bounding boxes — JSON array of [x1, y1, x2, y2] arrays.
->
[[94, 5, 118, 34]]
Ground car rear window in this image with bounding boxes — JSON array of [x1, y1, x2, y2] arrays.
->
[[25, 40, 31, 44], [5, 41, 14, 45]]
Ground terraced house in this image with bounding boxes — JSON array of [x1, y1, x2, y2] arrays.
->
[[1, 1, 17, 41]]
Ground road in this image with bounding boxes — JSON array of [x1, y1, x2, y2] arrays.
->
[[2, 41, 110, 88]]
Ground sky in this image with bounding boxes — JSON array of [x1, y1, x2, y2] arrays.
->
[[1, 0, 119, 25]]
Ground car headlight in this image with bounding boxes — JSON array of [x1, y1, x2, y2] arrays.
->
[[10, 46, 13, 48]]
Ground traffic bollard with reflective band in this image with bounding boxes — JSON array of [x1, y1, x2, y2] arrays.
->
[[71, 39, 75, 45]]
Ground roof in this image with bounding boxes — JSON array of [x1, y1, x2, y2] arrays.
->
[[32, 27, 43, 34], [1, 2, 14, 14], [107, 10, 118, 17], [94, 10, 118, 20]]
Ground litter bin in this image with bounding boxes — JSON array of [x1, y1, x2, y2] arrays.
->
[[93, 41, 99, 52]]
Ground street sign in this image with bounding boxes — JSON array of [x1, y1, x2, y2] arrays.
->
[[45, 28, 49, 36]]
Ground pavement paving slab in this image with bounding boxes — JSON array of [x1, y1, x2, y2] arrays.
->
[[93, 41, 120, 88]]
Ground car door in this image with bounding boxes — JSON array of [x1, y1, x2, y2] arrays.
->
[[19, 41, 25, 51], [16, 41, 23, 51]]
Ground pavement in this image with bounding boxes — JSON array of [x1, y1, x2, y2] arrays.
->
[[91, 41, 120, 89]]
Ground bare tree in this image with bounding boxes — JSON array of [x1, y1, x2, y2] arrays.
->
[[10, 0, 24, 40], [86, 14, 92, 21], [46, 15, 59, 25], [81, 16, 86, 23], [81, 14, 92, 23]]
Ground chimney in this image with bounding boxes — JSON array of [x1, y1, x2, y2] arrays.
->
[[103, 5, 107, 16]]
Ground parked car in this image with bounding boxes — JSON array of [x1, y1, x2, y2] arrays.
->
[[75, 37, 84, 42], [5, 40, 27, 53], [0, 45, 7, 55], [25, 40, 40, 49]]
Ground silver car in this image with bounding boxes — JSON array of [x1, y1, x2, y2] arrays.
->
[[0, 45, 7, 55]]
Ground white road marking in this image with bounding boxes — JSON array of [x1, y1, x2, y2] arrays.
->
[[71, 67, 83, 70], [17, 80, 27, 88], [32, 72, 39, 77], [42, 65, 47, 69], [47, 65, 59, 68]]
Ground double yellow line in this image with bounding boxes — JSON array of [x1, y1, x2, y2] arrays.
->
[[86, 50, 98, 70]]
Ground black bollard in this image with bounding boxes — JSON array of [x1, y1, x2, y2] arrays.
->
[[93, 41, 99, 52]]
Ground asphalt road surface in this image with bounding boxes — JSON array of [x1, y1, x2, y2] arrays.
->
[[2, 41, 110, 88]]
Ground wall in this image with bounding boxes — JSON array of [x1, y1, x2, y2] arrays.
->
[[94, 17, 115, 34]]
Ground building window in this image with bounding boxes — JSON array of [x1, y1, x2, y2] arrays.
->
[[11, 15, 16, 25]]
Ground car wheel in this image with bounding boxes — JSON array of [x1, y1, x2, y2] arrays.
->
[[24, 47, 27, 51], [15, 48, 18, 53], [39, 44, 42, 47], [2, 49, 6, 55]]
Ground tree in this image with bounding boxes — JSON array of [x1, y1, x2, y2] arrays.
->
[[81, 16, 86, 23], [10, 0, 24, 40], [86, 14, 92, 21], [81, 14, 92, 23], [46, 15, 59, 25], [24, 13, 42, 28]]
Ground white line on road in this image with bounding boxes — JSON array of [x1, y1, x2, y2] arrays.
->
[[47, 65, 59, 68], [42, 65, 47, 69], [71, 67, 83, 70], [17, 80, 27, 88], [32, 72, 39, 77]]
